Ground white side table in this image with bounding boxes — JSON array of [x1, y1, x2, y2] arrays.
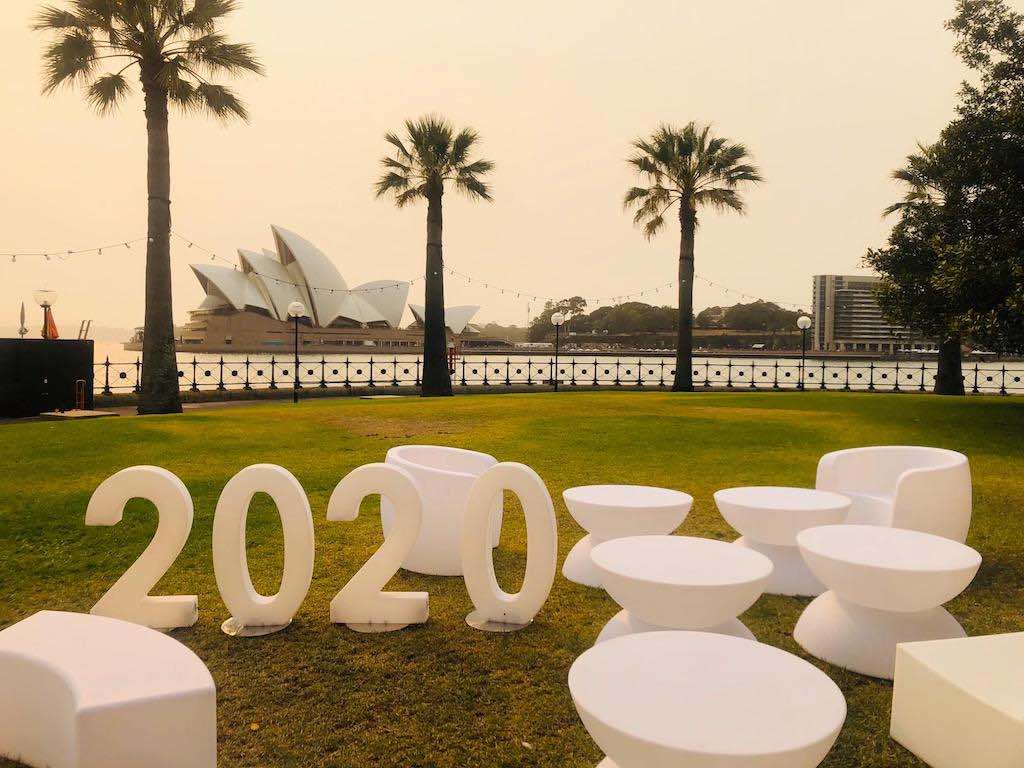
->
[[794, 524, 981, 680], [591, 535, 773, 643], [569, 631, 847, 768], [715, 486, 851, 596], [562, 485, 692, 587]]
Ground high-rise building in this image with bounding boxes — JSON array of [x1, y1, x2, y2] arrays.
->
[[811, 274, 914, 353]]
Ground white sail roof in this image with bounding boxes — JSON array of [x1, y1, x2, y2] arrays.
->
[[237, 249, 303, 321], [190, 227, 421, 330], [354, 281, 411, 328], [272, 225, 346, 327], [190, 264, 271, 315], [408, 304, 481, 335]]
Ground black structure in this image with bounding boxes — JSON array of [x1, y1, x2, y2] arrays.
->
[[0, 339, 94, 417]]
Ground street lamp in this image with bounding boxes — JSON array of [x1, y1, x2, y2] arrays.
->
[[797, 315, 812, 390], [551, 311, 566, 391], [287, 301, 307, 403], [33, 290, 58, 340]]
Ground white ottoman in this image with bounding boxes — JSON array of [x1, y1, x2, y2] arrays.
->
[[715, 486, 851, 596], [382, 445, 501, 575], [0, 610, 216, 768], [591, 535, 772, 643], [891, 632, 1024, 768], [569, 631, 846, 768], [794, 525, 981, 679], [562, 485, 692, 587]]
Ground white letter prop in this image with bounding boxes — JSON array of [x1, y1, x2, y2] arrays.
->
[[213, 464, 314, 637], [327, 463, 429, 632], [462, 462, 558, 632], [85, 466, 197, 630]]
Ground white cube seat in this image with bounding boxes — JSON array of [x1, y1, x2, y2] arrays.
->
[[891, 632, 1024, 768], [0, 611, 216, 768]]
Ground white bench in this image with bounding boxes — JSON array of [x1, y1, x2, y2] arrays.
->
[[0, 611, 216, 768], [891, 632, 1024, 768]]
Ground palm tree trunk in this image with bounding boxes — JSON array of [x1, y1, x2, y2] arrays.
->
[[421, 184, 452, 396], [933, 335, 965, 395], [673, 205, 696, 391], [137, 74, 182, 414]]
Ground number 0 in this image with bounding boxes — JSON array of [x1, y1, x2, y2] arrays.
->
[[212, 464, 314, 633], [461, 462, 557, 630]]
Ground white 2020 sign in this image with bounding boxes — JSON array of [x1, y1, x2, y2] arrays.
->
[[85, 461, 557, 635]]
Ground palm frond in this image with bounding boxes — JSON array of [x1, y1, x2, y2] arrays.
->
[[33, 5, 86, 30], [374, 171, 412, 198], [642, 214, 666, 240], [180, 33, 262, 75], [194, 81, 248, 120], [449, 127, 478, 167], [41, 30, 99, 91], [86, 71, 130, 112], [454, 173, 491, 201]]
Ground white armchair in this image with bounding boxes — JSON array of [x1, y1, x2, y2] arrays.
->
[[815, 446, 972, 543]]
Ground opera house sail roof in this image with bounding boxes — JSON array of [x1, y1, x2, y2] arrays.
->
[[189, 225, 412, 330]]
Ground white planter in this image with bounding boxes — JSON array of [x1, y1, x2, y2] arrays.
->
[[382, 445, 501, 575]]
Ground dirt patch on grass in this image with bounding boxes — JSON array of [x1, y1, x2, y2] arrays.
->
[[329, 414, 469, 439]]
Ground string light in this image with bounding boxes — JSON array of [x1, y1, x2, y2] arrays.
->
[[4, 230, 806, 309]]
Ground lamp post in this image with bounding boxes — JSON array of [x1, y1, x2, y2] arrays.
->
[[551, 311, 566, 391], [797, 315, 812, 390], [33, 290, 57, 340], [287, 301, 307, 404]]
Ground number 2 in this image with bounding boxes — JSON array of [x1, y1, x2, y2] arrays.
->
[[327, 463, 428, 631], [85, 466, 197, 630]]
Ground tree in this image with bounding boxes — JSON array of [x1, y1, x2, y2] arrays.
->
[[375, 116, 494, 396], [869, 141, 968, 395], [868, 0, 1024, 394], [624, 123, 763, 391], [34, 0, 263, 414]]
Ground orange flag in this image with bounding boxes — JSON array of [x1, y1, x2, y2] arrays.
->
[[42, 307, 59, 340]]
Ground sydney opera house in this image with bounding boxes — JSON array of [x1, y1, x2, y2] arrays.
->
[[165, 225, 483, 353]]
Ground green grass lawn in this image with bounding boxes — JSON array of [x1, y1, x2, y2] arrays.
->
[[1, 391, 1022, 767]]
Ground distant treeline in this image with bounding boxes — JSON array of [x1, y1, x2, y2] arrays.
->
[[522, 299, 807, 341]]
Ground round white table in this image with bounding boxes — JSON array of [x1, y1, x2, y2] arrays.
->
[[591, 535, 773, 643], [794, 524, 982, 680], [715, 486, 851, 596], [562, 485, 692, 588], [569, 631, 847, 768]]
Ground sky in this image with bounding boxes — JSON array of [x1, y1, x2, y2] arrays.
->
[[1, 0, 1014, 335]]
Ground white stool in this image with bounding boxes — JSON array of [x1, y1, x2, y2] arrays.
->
[[0, 611, 216, 768], [715, 486, 850, 596], [569, 631, 846, 768], [794, 525, 981, 679], [382, 445, 501, 575], [591, 535, 772, 643], [562, 485, 692, 587], [891, 632, 1024, 768]]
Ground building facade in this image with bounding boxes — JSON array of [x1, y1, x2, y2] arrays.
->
[[811, 274, 914, 353]]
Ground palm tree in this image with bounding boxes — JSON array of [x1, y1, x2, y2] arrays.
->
[[624, 122, 762, 391], [34, 0, 263, 414], [375, 116, 493, 396]]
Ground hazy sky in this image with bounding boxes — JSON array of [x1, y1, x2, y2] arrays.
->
[[2, 0, 1014, 333]]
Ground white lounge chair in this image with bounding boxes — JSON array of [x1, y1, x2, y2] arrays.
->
[[382, 445, 501, 575], [815, 446, 972, 542], [0, 611, 216, 768]]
